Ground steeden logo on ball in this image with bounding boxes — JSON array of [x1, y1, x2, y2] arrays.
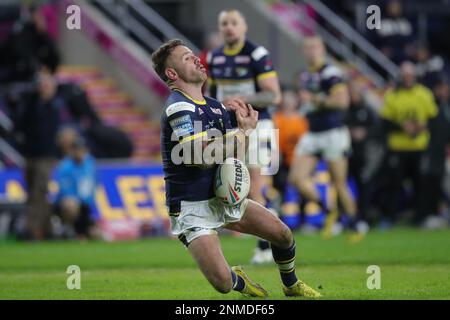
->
[[215, 158, 250, 206]]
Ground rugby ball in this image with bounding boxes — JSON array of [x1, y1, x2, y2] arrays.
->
[[214, 158, 250, 206]]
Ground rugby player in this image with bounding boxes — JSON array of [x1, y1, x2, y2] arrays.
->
[[207, 9, 282, 264], [289, 36, 364, 239], [152, 39, 320, 298]]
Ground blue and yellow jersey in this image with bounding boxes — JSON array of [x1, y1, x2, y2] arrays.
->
[[160, 89, 233, 213], [207, 40, 277, 122], [299, 63, 347, 132]]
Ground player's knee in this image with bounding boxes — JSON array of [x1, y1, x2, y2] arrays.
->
[[288, 171, 302, 189], [334, 180, 348, 194], [280, 224, 293, 246], [249, 189, 264, 203], [288, 171, 297, 186], [273, 221, 293, 247], [289, 172, 309, 190], [211, 271, 232, 294]]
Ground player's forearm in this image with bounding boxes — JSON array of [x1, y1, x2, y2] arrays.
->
[[243, 91, 278, 108], [314, 93, 349, 110], [325, 98, 349, 110]]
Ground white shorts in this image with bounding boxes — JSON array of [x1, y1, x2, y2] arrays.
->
[[169, 198, 249, 247], [246, 119, 278, 169], [295, 126, 351, 161]]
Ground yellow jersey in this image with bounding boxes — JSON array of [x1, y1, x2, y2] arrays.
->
[[380, 84, 438, 151]]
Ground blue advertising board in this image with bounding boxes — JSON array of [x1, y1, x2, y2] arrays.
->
[[0, 161, 354, 240]]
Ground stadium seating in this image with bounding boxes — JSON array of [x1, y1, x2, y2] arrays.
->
[[56, 65, 161, 162]]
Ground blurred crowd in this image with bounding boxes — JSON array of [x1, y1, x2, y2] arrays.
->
[[271, 62, 450, 230], [1, 0, 449, 242], [264, 0, 450, 230], [0, 3, 133, 240]]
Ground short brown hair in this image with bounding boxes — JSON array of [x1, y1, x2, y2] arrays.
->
[[151, 39, 185, 83], [219, 9, 246, 20]]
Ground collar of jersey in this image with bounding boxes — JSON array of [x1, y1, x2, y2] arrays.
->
[[173, 88, 206, 105], [223, 40, 245, 56], [308, 61, 326, 72]]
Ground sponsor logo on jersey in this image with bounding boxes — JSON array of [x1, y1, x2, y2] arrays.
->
[[169, 115, 194, 138], [251, 46, 269, 61], [204, 120, 215, 130], [224, 67, 233, 77], [264, 60, 273, 71], [212, 68, 222, 76], [212, 56, 226, 65], [165, 102, 196, 117], [235, 55, 251, 64], [235, 67, 249, 77], [211, 108, 222, 115]]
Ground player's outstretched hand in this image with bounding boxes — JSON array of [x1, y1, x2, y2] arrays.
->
[[236, 103, 258, 133]]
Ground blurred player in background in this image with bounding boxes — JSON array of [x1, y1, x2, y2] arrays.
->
[[207, 9, 282, 264], [152, 39, 320, 298], [289, 36, 365, 240]]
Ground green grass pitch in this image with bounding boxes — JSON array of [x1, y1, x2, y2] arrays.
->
[[0, 228, 449, 300]]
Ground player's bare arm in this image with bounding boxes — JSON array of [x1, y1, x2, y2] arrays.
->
[[312, 84, 350, 110], [244, 74, 282, 107], [222, 75, 282, 109]]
